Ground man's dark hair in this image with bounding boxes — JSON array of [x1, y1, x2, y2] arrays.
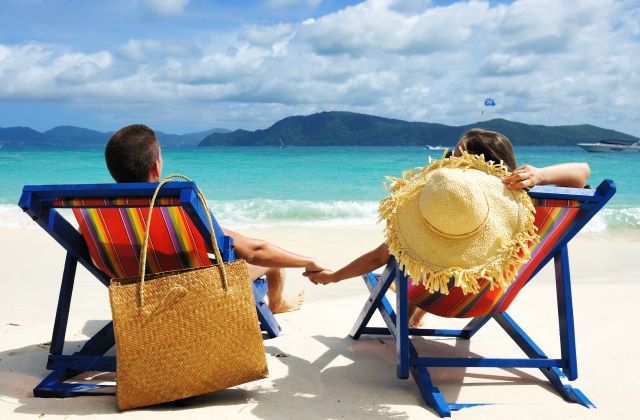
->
[[105, 124, 160, 183], [458, 128, 517, 171]]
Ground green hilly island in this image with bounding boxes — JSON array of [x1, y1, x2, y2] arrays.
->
[[2, 111, 637, 147], [200, 112, 638, 147]]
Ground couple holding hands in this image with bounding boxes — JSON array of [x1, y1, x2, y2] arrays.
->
[[106, 124, 590, 326]]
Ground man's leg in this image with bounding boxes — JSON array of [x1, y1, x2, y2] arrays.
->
[[248, 265, 305, 314]]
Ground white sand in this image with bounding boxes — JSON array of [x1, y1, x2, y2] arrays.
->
[[1, 225, 639, 419]]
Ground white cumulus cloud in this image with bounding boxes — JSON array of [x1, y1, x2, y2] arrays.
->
[[0, 0, 638, 136]]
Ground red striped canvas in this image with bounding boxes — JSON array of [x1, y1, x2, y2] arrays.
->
[[73, 206, 212, 279], [395, 198, 583, 318]]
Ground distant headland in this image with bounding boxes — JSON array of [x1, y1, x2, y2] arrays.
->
[[0, 126, 229, 148], [1, 111, 637, 148]]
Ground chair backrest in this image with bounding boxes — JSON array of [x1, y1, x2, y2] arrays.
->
[[405, 180, 616, 318], [73, 206, 213, 279], [18, 181, 229, 285]]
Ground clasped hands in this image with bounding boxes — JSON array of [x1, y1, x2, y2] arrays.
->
[[303, 269, 337, 285]]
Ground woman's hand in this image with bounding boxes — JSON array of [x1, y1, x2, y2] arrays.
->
[[503, 162, 590, 189], [502, 165, 541, 189]]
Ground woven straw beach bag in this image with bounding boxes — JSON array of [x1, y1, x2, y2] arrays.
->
[[109, 175, 268, 411]]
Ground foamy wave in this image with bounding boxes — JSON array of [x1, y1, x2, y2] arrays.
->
[[0, 205, 41, 229], [0, 205, 78, 230], [3, 202, 639, 235], [0, 200, 380, 230], [208, 199, 379, 229], [582, 207, 640, 234]]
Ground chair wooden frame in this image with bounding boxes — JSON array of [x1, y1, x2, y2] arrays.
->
[[349, 179, 616, 417], [18, 181, 281, 398]]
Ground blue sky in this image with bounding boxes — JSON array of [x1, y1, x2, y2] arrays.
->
[[1, 0, 638, 136]]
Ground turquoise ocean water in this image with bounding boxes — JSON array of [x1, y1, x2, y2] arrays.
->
[[1, 146, 638, 238]]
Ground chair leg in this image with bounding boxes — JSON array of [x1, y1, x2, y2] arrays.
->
[[459, 316, 492, 338], [396, 265, 410, 379], [555, 246, 578, 380], [551, 246, 595, 408], [33, 368, 116, 397], [78, 322, 116, 357], [411, 365, 452, 417], [49, 253, 77, 358], [350, 261, 398, 339], [36, 253, 117, 397], [494, 312, 595, 408]]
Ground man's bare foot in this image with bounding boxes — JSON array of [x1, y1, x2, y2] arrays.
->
[[269, 290, 305, 314]]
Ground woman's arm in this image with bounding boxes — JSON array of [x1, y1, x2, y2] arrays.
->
[[503, 162, 590, 189], [303, 243, 391, 285]]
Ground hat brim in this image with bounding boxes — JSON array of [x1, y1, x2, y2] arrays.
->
[[379, 152, 539, 295]]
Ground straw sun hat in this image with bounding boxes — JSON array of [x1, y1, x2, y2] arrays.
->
[[379, 151, 539, 295]]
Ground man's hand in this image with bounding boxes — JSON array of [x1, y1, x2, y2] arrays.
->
[[304, 259, 330, 274]]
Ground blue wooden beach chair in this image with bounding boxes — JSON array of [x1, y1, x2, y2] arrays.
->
[[18, 181, 281, 398], [350, 180, 616, 417]]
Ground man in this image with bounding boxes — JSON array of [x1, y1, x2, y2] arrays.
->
[[105, 124, 328, 313]]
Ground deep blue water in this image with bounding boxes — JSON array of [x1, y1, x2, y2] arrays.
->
[[1, 146, 638, 235]]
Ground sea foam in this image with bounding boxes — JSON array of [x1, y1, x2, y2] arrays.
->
[[3, 201, 639, 236], [0, 200, 379, 230]]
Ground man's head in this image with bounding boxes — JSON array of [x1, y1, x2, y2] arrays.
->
[[453, 128, 516, 171], [105, 124, 163, 183]]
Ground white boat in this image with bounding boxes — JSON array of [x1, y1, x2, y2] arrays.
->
[[577, 139, 640, 153], [424, 144, 447, 150]]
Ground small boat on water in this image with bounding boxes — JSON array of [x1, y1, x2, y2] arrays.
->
[[577, 139, 640, 153], [424, 144, 447, 150]]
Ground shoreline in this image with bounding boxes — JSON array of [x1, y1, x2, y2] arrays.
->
[[1, 226, 639, 418], [2, 202, 639, 241]]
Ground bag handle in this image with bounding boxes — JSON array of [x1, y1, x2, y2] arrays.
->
[[138, 174, 228, 307]]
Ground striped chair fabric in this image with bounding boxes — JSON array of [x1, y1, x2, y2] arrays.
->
[[71, 205, 213, 280], [399, 198, 584, 318]]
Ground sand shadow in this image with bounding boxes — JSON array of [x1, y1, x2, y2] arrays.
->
[[1, 317, 280, 416], [2, 320, 561, 418], [249, 340, 417, 419], [251, 332, 562, 418], [408, 334, 556, 396]]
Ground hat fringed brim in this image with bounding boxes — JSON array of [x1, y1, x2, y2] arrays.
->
[[379, 151, 540, 295]]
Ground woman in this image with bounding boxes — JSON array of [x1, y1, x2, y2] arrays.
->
[[303, 128, 590, 327], [458, 128, 590, 189]]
